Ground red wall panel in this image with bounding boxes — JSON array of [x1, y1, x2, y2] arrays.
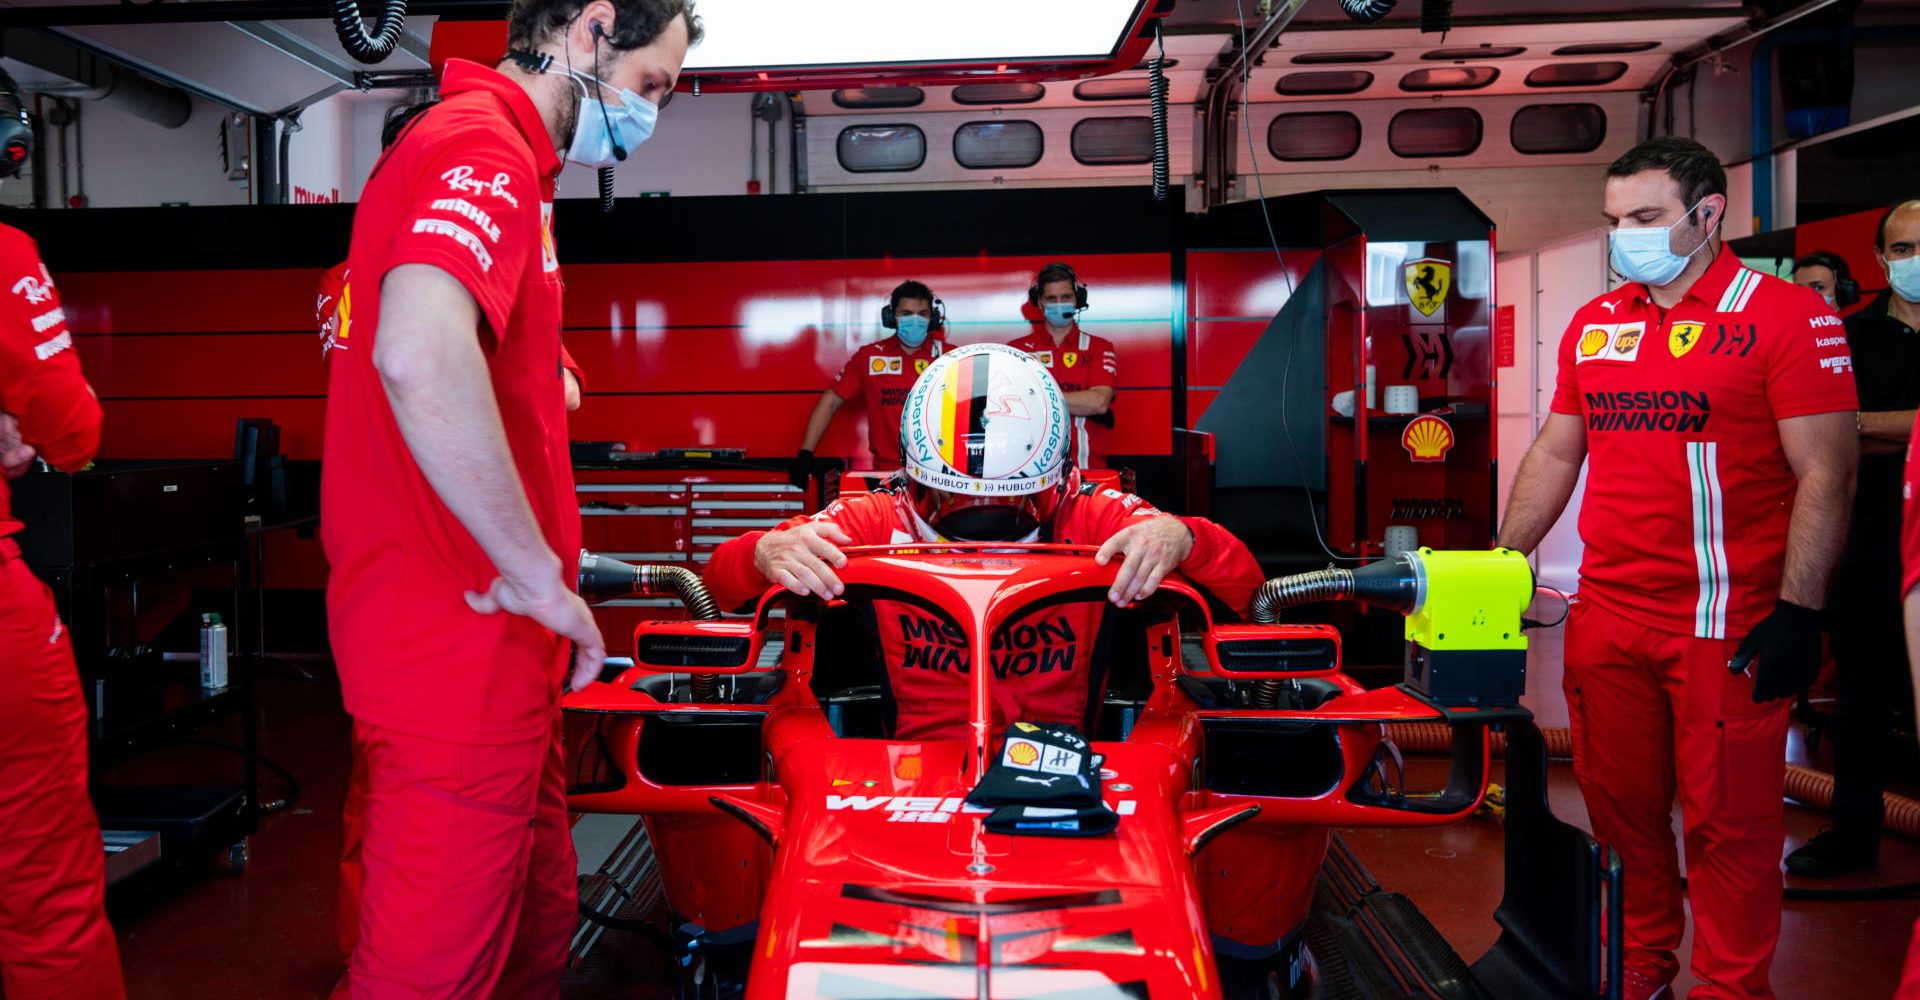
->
[[75, 333, 323, 399], [59, 269, 321, 333], [1187, 250, 1320, 320]]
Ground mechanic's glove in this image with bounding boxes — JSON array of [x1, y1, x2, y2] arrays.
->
[[1088, 409, 1116, 429], [788, 449, 814, 491], [1729, 599, 1825, 703]]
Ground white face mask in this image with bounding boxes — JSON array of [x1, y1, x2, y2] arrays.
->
[[1609, 196, 1718, 287], [1888, 256, 1920, 304], [547, 27, 659, 169]]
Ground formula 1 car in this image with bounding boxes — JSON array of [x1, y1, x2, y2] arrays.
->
[[563, 546, 1622, 1000]]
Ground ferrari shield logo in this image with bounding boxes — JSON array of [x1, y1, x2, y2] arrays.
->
[[1404, 259, 1451, 317], [1063, 351, 1079, 368], [1669, 321, 1704, 358], [914, 358, 929, 374]]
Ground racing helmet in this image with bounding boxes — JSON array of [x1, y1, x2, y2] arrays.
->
[[898, 343, 1071, 542]]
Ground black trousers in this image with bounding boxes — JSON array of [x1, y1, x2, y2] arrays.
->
[[1824, 558, 1912, 838]]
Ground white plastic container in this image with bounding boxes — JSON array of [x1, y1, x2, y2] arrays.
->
[[1383, 384, 1420, 415]]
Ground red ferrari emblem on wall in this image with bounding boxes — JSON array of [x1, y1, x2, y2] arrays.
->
[[1402, 415, 1455, 462]]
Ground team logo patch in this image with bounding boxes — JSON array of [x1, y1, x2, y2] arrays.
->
[[914, 358, 929, 374], [1669, 321, 1704, 358], [1579, 326, 1610, 358], [1576, 323, 1646, 364], [1031, 350, 1053, 367], [1404, 258, 1451, 317], [1611, 324, 1644, 359], [870, 355, 903, 375], [1005, 740, 1041, 768], [1402, 415, 1455, 462], [1063, 351, 1079, 368]]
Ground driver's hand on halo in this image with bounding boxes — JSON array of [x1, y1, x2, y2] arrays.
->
[[755, 520, 854, 600], [1095, 515, 1194, 606]]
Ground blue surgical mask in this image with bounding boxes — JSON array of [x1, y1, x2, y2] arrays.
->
[[895, 314, 931, 348], [1043, 302, 1077, 327], [1888, 256, 1920, 304], [1823, 294, 1838, 309], [1609, 198, 1718, 287], [562, 78, 657, 169]]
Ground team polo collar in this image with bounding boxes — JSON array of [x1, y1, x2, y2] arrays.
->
[[1040, 321, 1082, 347], [441, 59, 563, 182], [1616, 245, 1750, 313]]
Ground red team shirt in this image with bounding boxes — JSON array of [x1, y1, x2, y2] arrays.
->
[[1008, 324, 1119, 468], [1551, 248, 1856, 640], [0, 226, 100, 539], [705, 479, 1263, 740], [830, 334, 946, 468], [321, 61, 580, 745]]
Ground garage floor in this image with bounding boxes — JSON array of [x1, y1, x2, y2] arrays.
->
[[107, 663, 1920, 1000]]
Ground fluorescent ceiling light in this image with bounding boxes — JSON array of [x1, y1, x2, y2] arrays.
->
[[683, 0, 1147, 71]]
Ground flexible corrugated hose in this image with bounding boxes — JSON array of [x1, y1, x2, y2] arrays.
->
[[634, 564, 721, 700], [1337, 0, 1397, 24], [1147, 29, 1169, 202], [1249, 569, 1358, 705], [332, 0, 407, 65]]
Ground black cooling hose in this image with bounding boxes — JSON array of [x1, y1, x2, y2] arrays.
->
[[333, 0, 408, 65], [1339, 0, 1397, 24], [598, 166, 615, 213], [1148, 38, 1169, 202], [1250, 568, 1357, 624]]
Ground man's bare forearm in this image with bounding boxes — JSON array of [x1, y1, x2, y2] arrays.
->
[[1862, 409, 1917, 442], [1496, 442, 1581, 553], [798, 392, 841, 453], [1776, 466, 1853, 609], [1064, 386, 1114, 418], [375, 268, 560, 589]]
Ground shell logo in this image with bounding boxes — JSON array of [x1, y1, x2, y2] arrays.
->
[[1579, 327, 1610, 358], [894, 754, 923, 780], [1402, 415, 1455, 463], [1006, 740, 1040, 766], [870, 356, 888, 374]]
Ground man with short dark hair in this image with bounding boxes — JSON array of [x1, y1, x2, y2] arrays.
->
[[1009, 262, 1117, 468], [1499, 136, 1858, 1000], [1790, 250, 1856, 311], [1794, 200, 1920, 877], [792, 279, 946, 484], [321, 0, 697, 994]]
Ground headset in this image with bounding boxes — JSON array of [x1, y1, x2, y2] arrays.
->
[[1028, 262, 1089, 311], [881, 282, 945, 330], [0, 69, 33, 180], [1794, 251, 1860, 308]]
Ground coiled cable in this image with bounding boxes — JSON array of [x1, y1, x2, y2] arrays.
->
[[332, 0, 407, 65], [1147, 26, 1170, 202]]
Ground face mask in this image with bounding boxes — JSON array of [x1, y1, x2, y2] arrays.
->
[[1823, 294, 1838, 309], [1609, 197, 1717, 287], [562, 77, 657, 168], [894, 314, 931, 348], [1888, 257, 1920, 304], [1043, 302, 1077, 327]]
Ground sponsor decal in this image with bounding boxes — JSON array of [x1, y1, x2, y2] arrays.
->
[[1401, 415, 1455, 462], [540, 201, 558, 273], [896, 612, 1078, 678], [1039, 745, 1082, 776], [880, 387, 911, 407], [440, 165, 518, 208], [1810, 314, 1842, 329], [1403, 329, 1453, 379], [1006, 740, 1041, 768], [30, 308, 65, 333], [1031, 350, 1053, 366], [428, 198, 503, 242], [33, 331, 72, 361], [869, 355, 903, 376], [914, 358, 929, 374], [1404, 258, 1451, 317], [825, 794, 1139, 823], [1583, 390, 1711, 432], [1063, 351, 1079, 368], [412, 219, 495, 272], [1822, 355, 1855, 375], [1669, 321, 1704, 358], [1599, 299, 1621, 314], [1576, 323, 1646, 364], [1815, 336, 1847, 348], [894, 755, 923, 780], [11, 272, 52, 305], [1710, 323, 1759, 357]]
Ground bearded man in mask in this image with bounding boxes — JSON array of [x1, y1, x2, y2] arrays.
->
[[792, 280, 948, 487], [320, 0, 698, 993], [1497, 136, 1859, 1000], [710, 344, 1263, 741]]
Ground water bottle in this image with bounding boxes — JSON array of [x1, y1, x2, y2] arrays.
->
[[200, 613, 229, 691]]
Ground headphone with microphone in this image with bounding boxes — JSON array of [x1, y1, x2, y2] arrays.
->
[[1028, 262, 1089, 311], [1795, 251, 1860, 308], [881, 285, 946, 330], [0, 69, 33, 180], [589, 22, 627, 164]]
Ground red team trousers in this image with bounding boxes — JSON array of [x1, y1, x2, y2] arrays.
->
[[333, 713, 575, 999], [1564, 598, 1790, 1000], [0, 546, 126, 1000]]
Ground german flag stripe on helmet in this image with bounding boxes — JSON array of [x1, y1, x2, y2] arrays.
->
[[937, 349, 993, 477]]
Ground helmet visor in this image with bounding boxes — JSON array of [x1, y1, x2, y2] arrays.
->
[[908, 481, 1063, 543]]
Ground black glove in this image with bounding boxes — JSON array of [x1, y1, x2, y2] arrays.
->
[[788, 449, 814, 491], [1728, 599, 1825, 703]]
